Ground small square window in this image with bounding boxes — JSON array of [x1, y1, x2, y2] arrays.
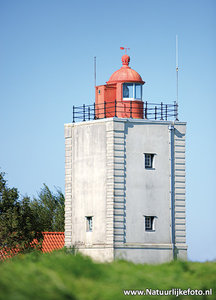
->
[[144, 153, 154, 169], [86, 216, 93, 232], [145, 216, 155, 231]]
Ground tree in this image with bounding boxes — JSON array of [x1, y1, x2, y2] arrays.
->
[[0, 171, 42, 253], [0, 170, 65, 256], [17, 197, 43, 251], [30, 184, 65, 232]]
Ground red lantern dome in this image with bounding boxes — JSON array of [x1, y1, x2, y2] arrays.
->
[[107, 55, 145, 84], [95, 53, 145, 119]]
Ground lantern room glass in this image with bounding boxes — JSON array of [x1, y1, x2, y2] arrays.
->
[[123, 83, 142, 100], [123, 83, 133, 98], [135, 84, 142, 99]]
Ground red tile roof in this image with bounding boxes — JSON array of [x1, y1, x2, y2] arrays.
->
[[0, 232, 65, 261]]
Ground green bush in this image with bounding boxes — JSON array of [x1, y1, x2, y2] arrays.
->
[[0, 249, 215, 300]]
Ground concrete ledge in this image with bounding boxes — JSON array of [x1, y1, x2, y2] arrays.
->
[[78, 247, 114, 262], [114, 248, 174, 264], [121, 243, 174, 249]]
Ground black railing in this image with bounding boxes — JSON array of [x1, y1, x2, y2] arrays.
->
[[72, 101, 178, 123]]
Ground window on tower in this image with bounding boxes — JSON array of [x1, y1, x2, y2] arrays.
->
[[86, 216, 93, 232], [123, 83, 142, 100], [144, 153, 155, 169], [145, 216, 155, 231]]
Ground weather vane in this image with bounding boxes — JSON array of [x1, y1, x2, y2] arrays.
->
[[120, 46, 130, 54]]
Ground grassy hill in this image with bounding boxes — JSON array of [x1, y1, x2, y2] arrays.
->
[[0, 249, 215, 300]]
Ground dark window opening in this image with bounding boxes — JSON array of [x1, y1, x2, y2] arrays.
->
[[145, 153, 154, 169], [145, 216, 155, 231], [86, 216, 93, 232]]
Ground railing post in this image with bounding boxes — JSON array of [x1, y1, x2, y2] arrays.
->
[[175, 101, 179, 121], [130, 101, 132, 118], [115, 100, 117, 117], [145, 101, 148, 119], [160, 102, 163, 120], [88, 106, 90, 121], [165, 105, 168, 121], [155, 106, 157, 120], [94, 102, 96, 119], [83, 104, 85, 121], [73, 105, 75, 123], [104, 101, 106, 118]]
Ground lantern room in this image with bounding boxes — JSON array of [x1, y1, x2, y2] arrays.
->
[[95, 54, 145, 119]]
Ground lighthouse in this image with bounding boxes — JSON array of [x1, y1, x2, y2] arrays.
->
[[64, 53, 187, 263]]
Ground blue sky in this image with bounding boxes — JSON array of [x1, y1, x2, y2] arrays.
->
[[0, 0, 215, 262]]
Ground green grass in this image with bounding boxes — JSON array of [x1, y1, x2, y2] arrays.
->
[[0, 249, 215, 300]]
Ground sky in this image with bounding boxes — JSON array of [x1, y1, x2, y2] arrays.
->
[[0, 0, 215, 262]]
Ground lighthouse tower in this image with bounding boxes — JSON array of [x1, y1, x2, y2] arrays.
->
[[64, 53, 187, 263]]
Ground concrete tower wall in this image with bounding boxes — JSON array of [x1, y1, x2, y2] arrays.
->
[[64, 118, 187, 263], [64, 120, 114, 261], [112, 119, 187, 263]]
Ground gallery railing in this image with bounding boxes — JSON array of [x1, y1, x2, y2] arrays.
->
[[72, 100, 178, 122]]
